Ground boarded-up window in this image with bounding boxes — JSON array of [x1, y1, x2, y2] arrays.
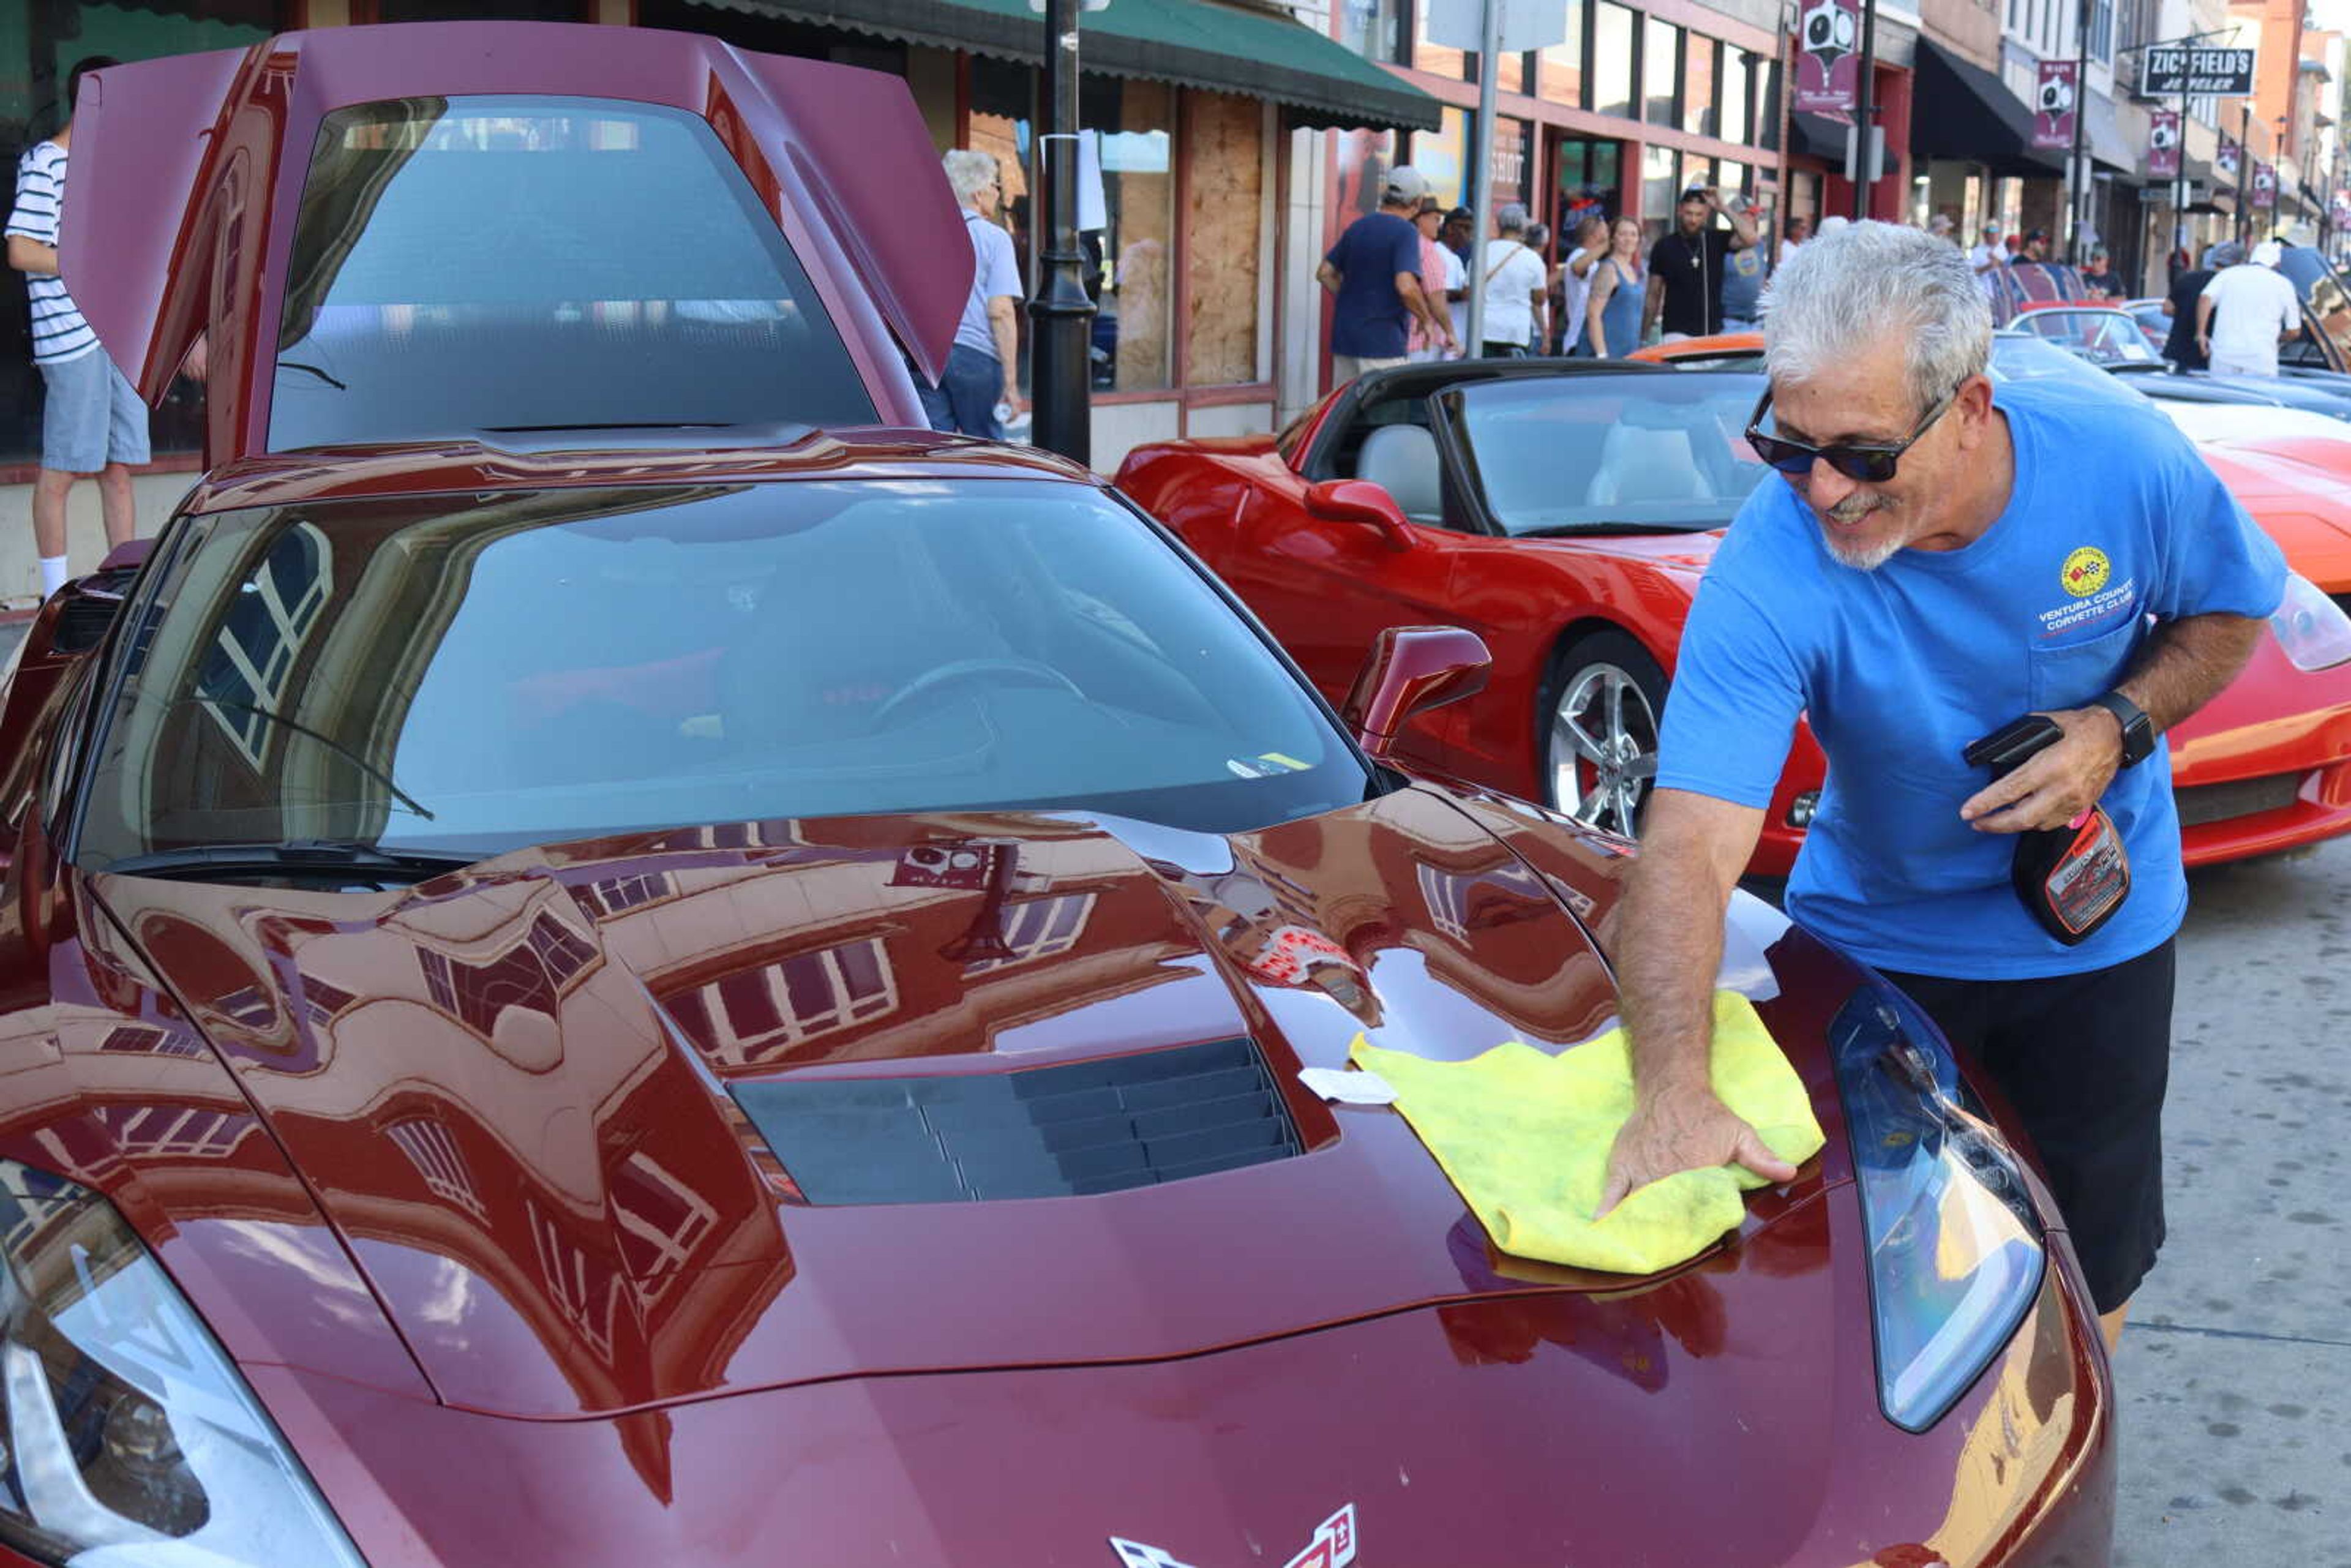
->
[[1183, 93, 1263, 386]]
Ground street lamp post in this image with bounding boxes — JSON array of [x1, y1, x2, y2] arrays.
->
[[1029, 0, 1097, 466]]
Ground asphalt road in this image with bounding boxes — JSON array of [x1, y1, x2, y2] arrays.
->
[[2112, 832, 2350, 1565]]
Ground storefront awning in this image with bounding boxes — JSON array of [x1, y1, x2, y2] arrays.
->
[[697, 0, 1442, 131], [1789, 112, 1848, 165], [1911, 40, 2063, 176]]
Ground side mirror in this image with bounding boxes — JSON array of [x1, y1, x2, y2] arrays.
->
[[1304, 478, 1414, 550], [1342, 626, 1491, 760]]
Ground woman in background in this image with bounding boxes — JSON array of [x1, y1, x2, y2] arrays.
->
[[1580, 216, 1648, 358]]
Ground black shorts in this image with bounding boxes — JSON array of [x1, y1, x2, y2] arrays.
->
[[1878, 939, 2175, 1315]]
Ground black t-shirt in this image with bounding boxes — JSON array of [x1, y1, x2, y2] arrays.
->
[[2163, 268, 2213, 368], [1650, 227, 1737, 337]]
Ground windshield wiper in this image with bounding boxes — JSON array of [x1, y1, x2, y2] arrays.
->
[[279, 361, 348, 390], [1512, 520, 1715, 538], [102, 839, 482, 882], [187, 697, 435, 820]]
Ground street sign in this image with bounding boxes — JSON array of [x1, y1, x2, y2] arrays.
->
[[1426, 0, 1567, 54], [2032, 61, 2077, 151], [1793, 0, 1862, 114], [2140, 46, 2257, 97]]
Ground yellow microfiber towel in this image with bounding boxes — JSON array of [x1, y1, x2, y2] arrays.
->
[[1351, 991, 1826, 1275]]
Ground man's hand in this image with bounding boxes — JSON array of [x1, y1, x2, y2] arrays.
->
[[1960, 705, 2121, 833], [1000, 381, 1025, 419], [1597, 1079, 1798, 1217]]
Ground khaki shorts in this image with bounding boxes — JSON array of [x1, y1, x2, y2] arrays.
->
[[1333, 353, 1409, 384]]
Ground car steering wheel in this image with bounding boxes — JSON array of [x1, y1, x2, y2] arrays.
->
[[871, 657, 1087, 727]]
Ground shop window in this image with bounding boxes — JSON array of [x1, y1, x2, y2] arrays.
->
[[1554, 136, 1621, 234], [969, 58, 1035, 396], [1336, 127, 1399, 223], [1412, 108, 1471, 211], [1536, 0, 1587, 107], [1721, 47, 1751, 148], [1415, 4, 1468, 80], [1641, 144, 1680, 234], [1184, 94, 1264, 386], [1339, 0, 1408, 64], [1643, 18, 1680, 126], [1683, 35, 1716, 138], [1084, 76, 1176, 392], [1592, 2, 1635, 120]]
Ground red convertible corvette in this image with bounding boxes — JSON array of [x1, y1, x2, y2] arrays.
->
[[1118, 358, 2351, 876], [0, 23, 2110, 1568]]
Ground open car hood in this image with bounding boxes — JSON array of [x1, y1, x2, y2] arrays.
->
[[59, 23, 966, 458], [89, 787, 1850, 1418]]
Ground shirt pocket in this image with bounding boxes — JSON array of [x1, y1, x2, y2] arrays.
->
[[2028, 614, 2144, 713]]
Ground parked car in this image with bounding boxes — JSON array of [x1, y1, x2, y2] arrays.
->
[[2010, 304, 2351, 423], [1117, 358, 2351, 873], [0, 23, 2118, 1568]]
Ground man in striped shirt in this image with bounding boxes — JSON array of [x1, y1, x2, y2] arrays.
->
[[7, 56, 146, 598]]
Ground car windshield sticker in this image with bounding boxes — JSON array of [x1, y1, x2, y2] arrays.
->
[[1109, 1542, 1199, 1568], [1109, 1506, 1356, 1568]]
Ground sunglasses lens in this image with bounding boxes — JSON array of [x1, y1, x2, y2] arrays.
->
[[1749, 434, 1812, 474], [1831, 450, 1898, 483]]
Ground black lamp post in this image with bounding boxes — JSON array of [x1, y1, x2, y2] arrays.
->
[[1028, 0, 1097, 467]]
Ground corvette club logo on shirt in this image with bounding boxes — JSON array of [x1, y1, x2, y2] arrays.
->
[[2060, 546, 2111, 598]]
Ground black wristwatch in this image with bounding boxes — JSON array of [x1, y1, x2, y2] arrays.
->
[[2088, 691, 2156, 769]]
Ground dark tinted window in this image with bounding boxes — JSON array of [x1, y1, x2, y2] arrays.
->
[[75, 481, 1368, 869], [270, 96, 874, 450]]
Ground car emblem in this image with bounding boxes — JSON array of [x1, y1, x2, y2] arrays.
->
[[1109, 1506, 1357, 1568]]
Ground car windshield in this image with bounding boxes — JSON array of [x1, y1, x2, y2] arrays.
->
[[73, 481, 1371, 869], [2274, 246, 2351, 369], [1449, 372, 1771, 534], [269, 96, 875, 450], [1987, 334, 2152, 406], [2012, 309, 2160, 364]]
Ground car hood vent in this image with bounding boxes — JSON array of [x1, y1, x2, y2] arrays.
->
[[731, 1037, 1303, 1204]]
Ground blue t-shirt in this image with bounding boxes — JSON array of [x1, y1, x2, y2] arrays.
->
[[1326, 212, 1422, 358], [1656, 375, 2287, 979]]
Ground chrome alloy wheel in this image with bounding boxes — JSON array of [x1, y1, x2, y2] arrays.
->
[[1549, 661, 1660, 835]]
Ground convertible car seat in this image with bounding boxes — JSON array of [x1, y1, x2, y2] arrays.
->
[[1588, 424, 1706, 506], [1355, 424, 1444, 524]]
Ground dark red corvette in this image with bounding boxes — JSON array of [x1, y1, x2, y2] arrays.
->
[[0, 23, 2109, 1568]]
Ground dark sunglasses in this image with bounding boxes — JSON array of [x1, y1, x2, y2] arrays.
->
[[1744, 383, 1959, 483]]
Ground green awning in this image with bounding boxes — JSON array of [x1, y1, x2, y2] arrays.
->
[[695, 0, 1442, 132]]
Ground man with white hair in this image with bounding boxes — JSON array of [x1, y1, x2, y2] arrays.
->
[[2197, 239, 2303, 377], [922, 148, 1024, 439], [1475, 204, 1548, 358], [1599, 222, 2284, 1355]]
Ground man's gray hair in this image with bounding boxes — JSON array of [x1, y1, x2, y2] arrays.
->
[[942, 148, 1000, 204], [1763, 220, 1992, 410], [1496, 203, 1529, 235]]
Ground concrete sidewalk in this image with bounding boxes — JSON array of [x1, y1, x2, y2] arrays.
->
[[0, 471, 197, 609]]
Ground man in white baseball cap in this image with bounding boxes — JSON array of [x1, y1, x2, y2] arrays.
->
[[2197, 239, 2304, 377]]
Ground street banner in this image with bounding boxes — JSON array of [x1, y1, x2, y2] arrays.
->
[[2140, 46, 2257, 98], [1793, 0, 1861, 113], [2216, 139, 2241, 179], [2032, 61, 2077, 151], [2147, 110, 2181, 179], [2252, 163, 2278, 209]]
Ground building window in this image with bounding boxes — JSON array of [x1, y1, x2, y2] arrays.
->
[[1184, 94, 1265, 386], [1593, 2, 1636, 119], [1722, 46, 1751, 148], [1643, 17, 1681, 127], [2090, 0, 2113, 64], [1757, 57, 1783, 152], [1338, 0, 1408, 64], [1554, 136, 1622, 233], [1086, 75, 1176, 391], [1537, 0, 1588, 107], [1683, 34, 1717, 138], [1641, 143, 1680, 231], [1415, 1, 1468, 80]]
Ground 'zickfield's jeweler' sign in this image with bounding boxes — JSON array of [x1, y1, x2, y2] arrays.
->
[[2139, 46, 2257, 98]]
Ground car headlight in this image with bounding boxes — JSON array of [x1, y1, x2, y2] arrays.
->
[[1830, 986, 2045, 1433], [2270, 572, 2351, 672], [0, 1160, 367, 1567]]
